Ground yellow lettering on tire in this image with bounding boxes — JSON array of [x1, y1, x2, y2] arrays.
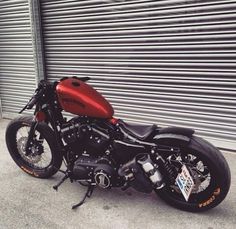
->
[[21, 166, 39, 177], [198, 188, 221, 208]]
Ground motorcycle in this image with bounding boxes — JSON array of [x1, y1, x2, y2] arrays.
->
[[5, 77, 231, 212]]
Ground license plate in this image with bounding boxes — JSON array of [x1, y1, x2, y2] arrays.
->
[[176, 165, 195, 201]]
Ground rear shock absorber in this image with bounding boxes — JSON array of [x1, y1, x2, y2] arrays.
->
[[163, 161, 177, 184]]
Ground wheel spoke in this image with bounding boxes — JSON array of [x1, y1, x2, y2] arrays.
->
[[16, 126, 52, 169], [165, 152, 212, 198]]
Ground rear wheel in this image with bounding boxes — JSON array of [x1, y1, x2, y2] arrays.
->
[[5, 116, 63, 178], [156, 136, 231, 212]]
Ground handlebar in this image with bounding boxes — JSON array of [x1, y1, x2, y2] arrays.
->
[[19, 81, 47, 113], [26, 87, 44, 109], [26, 96, 38, 109]]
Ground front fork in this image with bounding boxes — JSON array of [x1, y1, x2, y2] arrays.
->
[[25, 120, 38, 156]]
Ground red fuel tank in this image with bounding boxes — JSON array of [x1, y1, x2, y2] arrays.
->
[[56, 78, 114, 119]]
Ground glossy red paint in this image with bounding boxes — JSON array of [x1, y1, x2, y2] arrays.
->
[[109, 117, 118, 125], [35, 111, 46, 122], [56, 78, 114, 118]]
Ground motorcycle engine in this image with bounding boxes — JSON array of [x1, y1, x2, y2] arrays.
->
[[60, 118, 110, 155], [72, 155, 119, 188], [60, 118, 122, 188]]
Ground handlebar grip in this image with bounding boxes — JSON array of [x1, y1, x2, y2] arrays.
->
[[26, 87, 44, 109], [27, 97, 37, 109]]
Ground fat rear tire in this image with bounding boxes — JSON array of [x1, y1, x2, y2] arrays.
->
[[156, 136, 231, 212], [5, 116, 63, 178]]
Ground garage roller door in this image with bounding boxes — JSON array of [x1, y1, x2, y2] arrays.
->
[[40, 0, 236, 149], [0, 0, 36, 117]]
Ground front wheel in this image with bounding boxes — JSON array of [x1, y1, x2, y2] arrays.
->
[[5, 116, 63, 178], [156, 136, 231, 212]]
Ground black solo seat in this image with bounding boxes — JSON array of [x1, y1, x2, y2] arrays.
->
[[118, 120, 157, 141]]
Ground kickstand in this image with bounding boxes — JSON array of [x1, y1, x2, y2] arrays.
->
[[53, 173, 69, 191], [72, 184, 95, 210]]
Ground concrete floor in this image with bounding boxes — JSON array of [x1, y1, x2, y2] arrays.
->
[[0, 118, 235, 229]]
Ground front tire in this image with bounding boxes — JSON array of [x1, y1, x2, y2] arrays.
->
[[156, 136, 231, 212], [5, 116, 63, 178]]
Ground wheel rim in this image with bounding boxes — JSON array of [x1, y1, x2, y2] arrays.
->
[[15, 125, 53, 169], [163, 150, 216, 203]]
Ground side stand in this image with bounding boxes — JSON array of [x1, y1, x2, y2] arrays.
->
[[53, 170, 71, 191], [72, 184, 95, 210]]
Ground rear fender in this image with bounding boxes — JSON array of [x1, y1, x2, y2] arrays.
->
[[153, 127, 195, 146], [154, 133, 191, 142]]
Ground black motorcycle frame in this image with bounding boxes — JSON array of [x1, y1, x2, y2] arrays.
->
[[6, 76, 231, 212], [21, 79, 184, 189]]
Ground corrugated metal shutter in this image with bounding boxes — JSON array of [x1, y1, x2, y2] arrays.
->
[[0, 0, 36, 117], [40, 0, 236, 150]]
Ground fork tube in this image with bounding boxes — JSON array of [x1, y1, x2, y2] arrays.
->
[[25, 121, 38, 156]]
